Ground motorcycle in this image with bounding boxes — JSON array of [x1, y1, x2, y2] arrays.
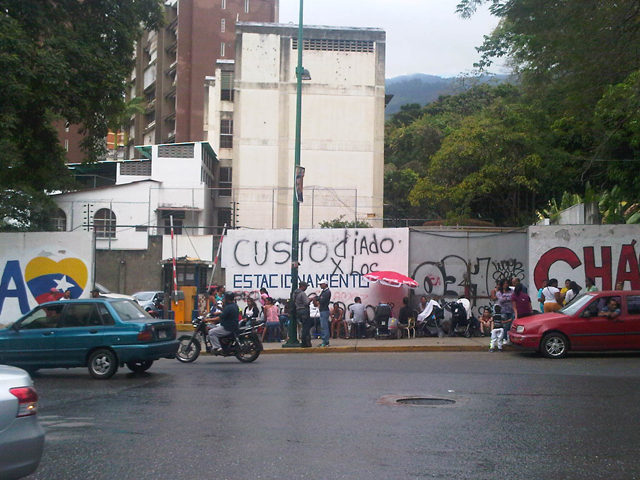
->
[[175, 315, 263, 363]]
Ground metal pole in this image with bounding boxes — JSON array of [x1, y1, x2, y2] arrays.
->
[[283, 0, 305, 348]]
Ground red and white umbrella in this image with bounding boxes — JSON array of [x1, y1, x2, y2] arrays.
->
[[363, 271, 418, 289]]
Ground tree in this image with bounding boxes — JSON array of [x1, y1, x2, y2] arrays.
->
[[408, 99, 576, 226], [318, 216, 371, 229], [0, 0, 163, 197]]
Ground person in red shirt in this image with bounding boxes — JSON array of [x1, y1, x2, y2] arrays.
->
[[511, 282, 533, 320]]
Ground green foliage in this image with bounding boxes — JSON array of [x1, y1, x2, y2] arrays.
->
[[0, 0, 163, 191], [0, 0, 162, 228], [318, 216, 371, 229], [0, 190, 60, 232], [383, 1, 640, 226]]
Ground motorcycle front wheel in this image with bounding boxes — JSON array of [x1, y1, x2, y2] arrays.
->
[[236, 337, 261, 363], [176, 336, 201, 363]]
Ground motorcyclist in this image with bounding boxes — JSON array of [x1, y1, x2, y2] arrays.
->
[[207, 291, 240, 353]]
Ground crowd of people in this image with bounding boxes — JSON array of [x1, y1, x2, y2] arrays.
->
[[203, 276, 629, 349]]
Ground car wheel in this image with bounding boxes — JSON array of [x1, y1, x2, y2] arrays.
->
[[126, 360, 154, 373], [88, 349, 118, 379], [541, 333, 569, 359]]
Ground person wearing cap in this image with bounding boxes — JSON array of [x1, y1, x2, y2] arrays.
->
[[293, 281, 313, 347], [208, 291, 240, 353], [90, 289, 101, 298], [317, 280, 332, 347], [45, 288, 60, 303]]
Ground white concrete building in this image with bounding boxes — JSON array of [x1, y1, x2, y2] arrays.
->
[[52, 142, 217, 257], [205, 23, 386, 229]]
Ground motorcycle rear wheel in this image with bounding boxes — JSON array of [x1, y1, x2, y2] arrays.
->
[[176, 336, 201, 363], [236, 337, 261, 363]]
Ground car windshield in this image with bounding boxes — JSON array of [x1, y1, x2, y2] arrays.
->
[[134, 292, 155, 302], [111, 300, 152, 321], [558, 293, 595, 316]]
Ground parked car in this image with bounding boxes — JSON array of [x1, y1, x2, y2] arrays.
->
[[132, 291, 164, 313], [510, 290, 640, 358], [0, 299, 178, 379], [94, 283, 136, 301], [0, 365, 45, 479]]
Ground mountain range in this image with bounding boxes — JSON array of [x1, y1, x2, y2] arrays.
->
[[385, 73, 513, 116]]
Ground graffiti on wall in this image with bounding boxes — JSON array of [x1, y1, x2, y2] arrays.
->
[[412, 255, 525, 299], [533, 241, 640, 290]]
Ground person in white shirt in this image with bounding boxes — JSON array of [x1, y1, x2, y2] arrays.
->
[[349, 297, 367, 338], [542, 278, 564, 312]]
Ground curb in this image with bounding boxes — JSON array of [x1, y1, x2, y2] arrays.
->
[[261, 344, 499, 354]]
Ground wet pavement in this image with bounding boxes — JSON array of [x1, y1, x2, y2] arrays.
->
[[25, 351, 640, 479]]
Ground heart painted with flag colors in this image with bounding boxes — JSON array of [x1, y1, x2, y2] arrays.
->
[[25, 257, 88, 304]]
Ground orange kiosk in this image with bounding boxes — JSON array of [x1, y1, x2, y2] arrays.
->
[[161, 258, 212, 324]]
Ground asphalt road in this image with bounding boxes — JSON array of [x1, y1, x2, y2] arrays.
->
[[25, 351, 640, 480]]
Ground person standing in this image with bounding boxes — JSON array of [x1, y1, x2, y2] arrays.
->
[[294, 281, 313, 348], [585, 277, 598, 293], [511, 283, 532, 320], [60, 289, 72, 301], [542, 278, 564, 312], [537, 279, 548, 313], [496, 279, 514, 344], [564, 281, 582, 305], [349, 297, 367, 338], [317, 281, 331, 347], [489, 307, 505, 353]]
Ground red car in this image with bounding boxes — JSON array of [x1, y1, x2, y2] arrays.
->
[[510, 290, 640, 358]]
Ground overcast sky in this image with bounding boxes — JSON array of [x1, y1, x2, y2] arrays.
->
[[278, 0, 503, 78]]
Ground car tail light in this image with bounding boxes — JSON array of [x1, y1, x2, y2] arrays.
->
[[10, 387, 39, 417], [138, 325, 154, 342]]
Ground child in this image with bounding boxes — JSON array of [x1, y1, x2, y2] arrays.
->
[[479, 309, 493, 337], [489, 305, 504, 352]]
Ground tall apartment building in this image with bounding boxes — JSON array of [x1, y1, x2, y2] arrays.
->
[[59, 0, 278, 163]]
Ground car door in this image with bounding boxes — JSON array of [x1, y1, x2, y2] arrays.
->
[[569, 296, 626, 350], [616, 294, 640, 349], [54, 303, 105, 366], [0, 304, 64, 367]]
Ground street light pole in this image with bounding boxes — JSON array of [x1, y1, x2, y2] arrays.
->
[[283, 0, 305, 348]]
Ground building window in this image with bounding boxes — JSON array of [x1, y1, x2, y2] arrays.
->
[[221, 19, 225, 33], [220, 42, 225, 57], [161, 210, 185, 235], [64, 140, 69, 151], [221, 71, 234, 101], [51, 208, 67, 232], [220, 119, 233, 148], [244, 0, 249, 13], [218, 208, 231, 228], [221, 0, 226, 9], [219, 167, 232, 197], [94, 208, 116, 239]]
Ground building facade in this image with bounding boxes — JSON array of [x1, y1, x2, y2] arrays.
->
[[58, 0, 278, 163], [205, 23, 387, 229]]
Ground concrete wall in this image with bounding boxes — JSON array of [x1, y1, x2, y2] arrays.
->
[[409, 228, 529, 316], [95, 236, 163, 295], [529, 225, 640, 292]]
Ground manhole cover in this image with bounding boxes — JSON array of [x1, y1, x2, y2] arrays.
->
[[376, 395, 465, 407], [396, 398, 456, 406]]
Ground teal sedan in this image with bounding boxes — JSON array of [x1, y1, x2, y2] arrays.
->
[[0, 299, 178, 379]]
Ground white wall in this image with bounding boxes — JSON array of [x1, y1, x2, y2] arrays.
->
[[528, 225, 640, 292], [0, 231, 94, 322], [222, 227, 409, 308], [53, 182, 156, 250]]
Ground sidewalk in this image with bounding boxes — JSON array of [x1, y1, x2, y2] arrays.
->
[[175, 324, 504, 353]]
